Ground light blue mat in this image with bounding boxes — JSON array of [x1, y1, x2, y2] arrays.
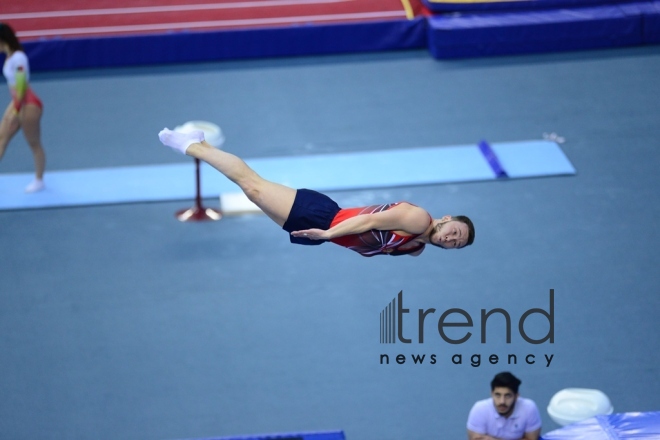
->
[[0, 140, 575, 211]]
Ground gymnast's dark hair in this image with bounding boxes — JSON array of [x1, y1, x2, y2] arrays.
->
[[453, 215, 475, 247], [491, 372, 522, 394], [0, 23, 24, 52]]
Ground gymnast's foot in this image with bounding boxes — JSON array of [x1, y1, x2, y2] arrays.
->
[[25, 178, 45, 193], [158, 128, 205, 154]]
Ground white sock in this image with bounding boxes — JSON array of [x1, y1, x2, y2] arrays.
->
[[25, 179, 45, 193], [158, 128, 205, 154]]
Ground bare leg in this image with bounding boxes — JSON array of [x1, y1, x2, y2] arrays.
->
[[159, 128, 296, 227], [0, 102, 20, 161], [20, 104, 46, 190]]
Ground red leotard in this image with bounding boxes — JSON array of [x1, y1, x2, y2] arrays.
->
[[329, 203, 431, 257], [11, 88, 43, 111]]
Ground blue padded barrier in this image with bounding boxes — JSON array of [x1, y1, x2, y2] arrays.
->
[[541, 411, 660, 439], [422, 0, 639, 13], [25, 18, 426, 72], [649, 1, 660, 41], [620, 1, 660, 42], [427, 4, 642, 58]]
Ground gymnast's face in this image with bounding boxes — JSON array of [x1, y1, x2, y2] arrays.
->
[[430, 217, 469, 249]]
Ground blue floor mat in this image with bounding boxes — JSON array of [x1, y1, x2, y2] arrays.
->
[[0, 140, 575, 211]]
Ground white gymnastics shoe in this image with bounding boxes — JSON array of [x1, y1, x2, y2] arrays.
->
[[158, 128, 205, 154], [25, 179, 45, 193]]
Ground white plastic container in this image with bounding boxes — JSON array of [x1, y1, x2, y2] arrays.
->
[[174, 121, 225, 148], [547, 388, 613, 426]]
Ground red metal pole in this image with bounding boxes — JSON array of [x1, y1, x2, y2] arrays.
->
[[175, 158, 222, 222]]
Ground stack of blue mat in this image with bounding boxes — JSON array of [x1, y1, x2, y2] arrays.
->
[[423, 0, 660, 58]]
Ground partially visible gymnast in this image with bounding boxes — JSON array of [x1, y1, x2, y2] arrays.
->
[[0, 23, 46, 193], [158, 128, 475, 257]]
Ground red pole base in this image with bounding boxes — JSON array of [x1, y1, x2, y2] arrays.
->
[[175, 157, 222, 222], [175, 206, 222, 222]]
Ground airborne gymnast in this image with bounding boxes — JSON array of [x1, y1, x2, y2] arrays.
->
[[158, 128, 475, 257]]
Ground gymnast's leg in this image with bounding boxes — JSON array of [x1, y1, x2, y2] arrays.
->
[[0, 102, 20, 162], [158, 128, 296, 227], [20, 103, 46, 192]]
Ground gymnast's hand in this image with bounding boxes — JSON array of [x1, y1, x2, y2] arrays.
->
[[291, 228, 329, 240]]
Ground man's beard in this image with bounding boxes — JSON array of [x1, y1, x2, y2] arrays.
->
[[497, 400, 516, 417], [428, 221, 449, 249]]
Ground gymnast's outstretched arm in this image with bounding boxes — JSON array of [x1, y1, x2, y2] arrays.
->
[[291, 203, 430, 240]]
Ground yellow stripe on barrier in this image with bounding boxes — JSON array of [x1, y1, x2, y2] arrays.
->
[[400, 0, 415, 19]]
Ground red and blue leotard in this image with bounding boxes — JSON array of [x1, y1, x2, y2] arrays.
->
[[329, 203, 431, 257]]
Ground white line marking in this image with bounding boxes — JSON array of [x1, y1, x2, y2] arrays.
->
[[17, 11, 406, 38], [0, 0, 352, 20]]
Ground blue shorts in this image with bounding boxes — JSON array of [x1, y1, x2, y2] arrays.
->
[[282, 188, 341, 246]]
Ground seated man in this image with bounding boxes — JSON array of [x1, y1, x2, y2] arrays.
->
[[467, 372, 542, 440], [158, 128, 475, 257]]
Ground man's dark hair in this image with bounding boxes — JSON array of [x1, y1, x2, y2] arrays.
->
[[453, 215, 475, 247], [0, 23, 23, 52], [491, 372, 521, 394]]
